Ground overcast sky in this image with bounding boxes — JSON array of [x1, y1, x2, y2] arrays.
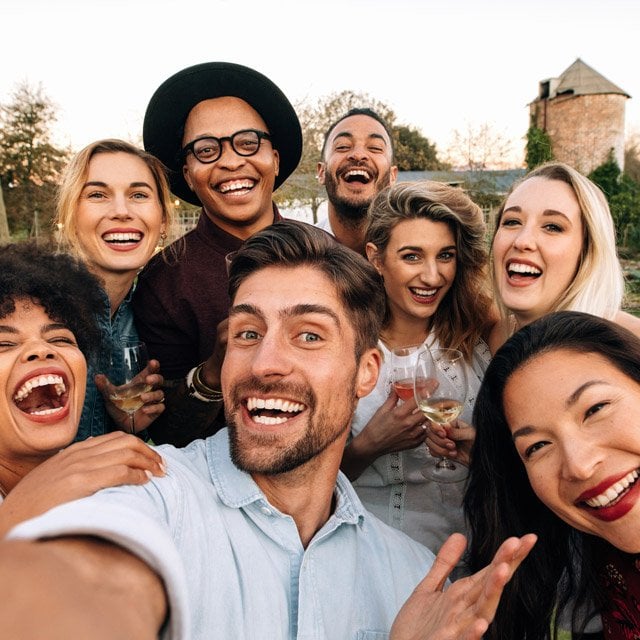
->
[[1, 0, 638, 166]]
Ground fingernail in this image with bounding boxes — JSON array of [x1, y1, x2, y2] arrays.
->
[[144, 469, 153, 480]]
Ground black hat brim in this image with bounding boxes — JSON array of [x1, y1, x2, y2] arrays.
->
[[143, 61, 302, 205]]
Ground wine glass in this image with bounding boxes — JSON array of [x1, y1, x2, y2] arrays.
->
[[108, 340, 151, 434], [389, 344, 424, 401], [413, 348, 468, 474]]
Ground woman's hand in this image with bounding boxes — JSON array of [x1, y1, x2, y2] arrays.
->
[[0, 432, 165, 537], [96, 359, 165, 434], [425, 418, 476, 467], [390, 533, 537, 640], [341, 389, 428, 480]]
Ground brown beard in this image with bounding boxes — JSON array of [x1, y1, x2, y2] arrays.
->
[[225, 376, 356, 475]]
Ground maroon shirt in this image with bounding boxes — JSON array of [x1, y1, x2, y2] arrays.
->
[[596, 539, 640, 639], [133, 205, 281, 380]]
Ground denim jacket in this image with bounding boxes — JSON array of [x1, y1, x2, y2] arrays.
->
[[75, 286, 138, 441]]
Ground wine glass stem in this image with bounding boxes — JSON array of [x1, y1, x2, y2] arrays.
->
[[129, 413, 135, 435]]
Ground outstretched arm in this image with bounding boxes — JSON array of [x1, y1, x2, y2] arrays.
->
[[390, 532, 537, 640], [0, 537, 167, 639]]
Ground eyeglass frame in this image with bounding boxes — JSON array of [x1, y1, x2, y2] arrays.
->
[[181, 129, 272, 165]]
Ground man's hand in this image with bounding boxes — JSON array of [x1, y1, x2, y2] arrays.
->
[[390, 532, 537, 640]]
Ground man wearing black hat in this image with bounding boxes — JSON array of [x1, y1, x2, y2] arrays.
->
[[133, 62, 302, 445]]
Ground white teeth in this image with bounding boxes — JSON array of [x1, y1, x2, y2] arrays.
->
[[585, 469, 639, 508], [14, 375, 65, 402], [344, 169, 371, 179], [252, 415, 288, 425], [219, 180, 254, 193], [411, 287, 437, 297], [103, 232, 142, 242], [246, 397, 305, 414], [508, 262, 541, 275], [30, 407, 65, 416]]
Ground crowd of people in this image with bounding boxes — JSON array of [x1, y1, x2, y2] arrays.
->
[[0, 59, 637, 639]]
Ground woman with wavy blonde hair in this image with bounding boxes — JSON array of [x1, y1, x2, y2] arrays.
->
[[489, 161, 640, 350], [341, 180, 496, 572], [55, 139, 174, 440]]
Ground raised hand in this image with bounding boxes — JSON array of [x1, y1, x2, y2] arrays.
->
[[390, 532, 537, 640]]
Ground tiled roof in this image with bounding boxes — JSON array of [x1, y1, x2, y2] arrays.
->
[[397, 169, 526, 195]]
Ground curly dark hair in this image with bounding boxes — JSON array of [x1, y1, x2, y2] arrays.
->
[[0, 242, 105, 363]]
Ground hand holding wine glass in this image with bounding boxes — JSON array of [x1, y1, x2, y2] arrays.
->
[[107, 340, 153, 434], [414, 348, 468, 473]]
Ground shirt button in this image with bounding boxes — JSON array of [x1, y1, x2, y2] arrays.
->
[[260, 506, 272, 516]]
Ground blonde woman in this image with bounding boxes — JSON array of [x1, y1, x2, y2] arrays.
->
[[489, 161, 640, 350], [55, 139, 174, 439]]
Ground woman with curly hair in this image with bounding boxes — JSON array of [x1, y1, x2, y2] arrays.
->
[[340, 180, 496, 569], [0, 242, 164, 533]]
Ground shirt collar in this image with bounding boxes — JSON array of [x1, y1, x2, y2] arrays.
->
[[206, 429, 366, 526]]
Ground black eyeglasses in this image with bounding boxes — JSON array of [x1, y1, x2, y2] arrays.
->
[[181, 129, 272, 164]]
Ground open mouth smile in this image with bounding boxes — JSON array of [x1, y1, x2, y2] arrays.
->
[[102, 231, 143, 246], [217, 179, 256, 195], [506, 260, 542, 280], [13, 373, 69, 417], [341, 168, 373, 184], [245, 396, 306, 425], [581, 469, 640, 509]]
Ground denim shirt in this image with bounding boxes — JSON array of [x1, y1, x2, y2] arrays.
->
[[75, 286, 138, 442], [9, 430, 436, 639]]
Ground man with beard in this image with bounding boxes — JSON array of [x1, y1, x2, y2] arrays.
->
[[1, 221, 536, 639], [316, 108, 398, 255]]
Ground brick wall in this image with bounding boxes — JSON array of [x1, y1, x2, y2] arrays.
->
[[530, 93, 626, 174]]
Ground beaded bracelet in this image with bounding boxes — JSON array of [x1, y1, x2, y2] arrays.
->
[[186, 363, 224, 403]]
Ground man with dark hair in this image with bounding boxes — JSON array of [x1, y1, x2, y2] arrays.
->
[[316, 108, 398, 255], [1, 221, 534, 639], [132, 61, 303, 446]]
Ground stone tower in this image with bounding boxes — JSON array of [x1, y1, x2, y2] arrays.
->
[[529, 58, 629, 174]]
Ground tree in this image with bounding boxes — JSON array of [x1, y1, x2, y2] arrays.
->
[[444, 122, 513, 171], [588, 148, 622, 199], [0, 182, 9, 242], [0, 82, 70, 240], [624, 133, 640, 184], [525, 125, 553, 170], [275, 90, 444, 221], [394, 125, 447, 171]]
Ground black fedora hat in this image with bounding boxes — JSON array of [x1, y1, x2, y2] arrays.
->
[[143, 61, 302, 205]]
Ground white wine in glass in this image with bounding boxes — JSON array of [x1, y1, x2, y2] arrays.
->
[[108, 340, 151, 433], [414, 348, 468, 473]]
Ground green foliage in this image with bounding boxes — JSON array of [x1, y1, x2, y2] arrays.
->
[[525, 125, 553, 170], [0, 82, 70, 240], [588, 148, 622, 198], [394, 125, 447, 171], [589, 150, 640, 252]]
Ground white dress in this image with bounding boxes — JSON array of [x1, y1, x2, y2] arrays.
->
[[350, 336, 491, 575]]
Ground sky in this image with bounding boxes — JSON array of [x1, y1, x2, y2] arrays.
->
[[1, 0, 639, 167]]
